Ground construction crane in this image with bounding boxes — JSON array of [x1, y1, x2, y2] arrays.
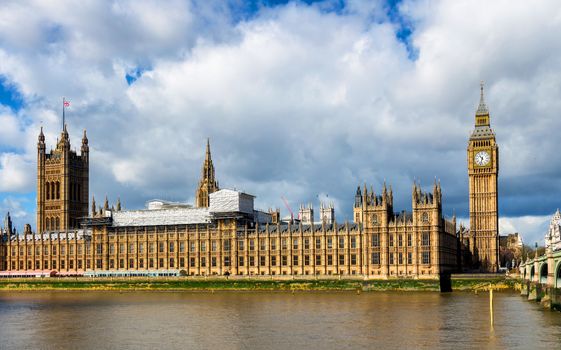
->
[[281, 196, 295, 222]]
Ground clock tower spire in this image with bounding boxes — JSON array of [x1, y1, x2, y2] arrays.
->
[[467, 82, 499, 272]]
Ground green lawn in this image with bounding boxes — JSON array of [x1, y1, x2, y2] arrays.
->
[[0, 277, 518, 292]]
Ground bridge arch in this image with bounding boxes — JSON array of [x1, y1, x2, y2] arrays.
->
[[539, 263, 548, 284], [556, 262, 561, 288], [530, 265, 535, 281]]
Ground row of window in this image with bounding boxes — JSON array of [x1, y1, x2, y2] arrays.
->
[[371, 251, 431, 265], [372, 233, 430, 247], [45, 217, 61, 231], [45, 181, 60, 201], [8, 233, 432, 257], [44, 181, 82, 201], [9, 251, 432, 271], [12, 259, 84, 270], [69, 182, 82, 202], [357, 213, 431, 223], [93, 238, 363, 255], [11, 244, 73, 256], [238, 237, 360, 251]]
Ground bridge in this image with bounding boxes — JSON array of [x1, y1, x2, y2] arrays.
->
[[519, 248, 561, 309], [518, 209, 561, 309]]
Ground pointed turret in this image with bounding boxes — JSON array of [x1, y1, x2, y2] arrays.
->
[[62, 124, 69, 141], [452, 213, 457, 225], [354, 186, 362, 208], [37, 126, 46, 169], [116, 197, 121, 211], [81, 129, 89, 154], [91, 196, 96, 217], [195, 138, 219, 207], [4, 212, 13, 236], [57, 124, 70, 151], [103, 196, 109, 211], [38, 126, 45, 145]]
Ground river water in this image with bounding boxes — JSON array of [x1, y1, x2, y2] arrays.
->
[[0, 290, 559, 349]]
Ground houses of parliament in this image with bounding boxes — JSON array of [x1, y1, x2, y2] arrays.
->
[[0, 87, 500, 278]]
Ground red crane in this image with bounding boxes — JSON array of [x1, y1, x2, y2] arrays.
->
[[281, 196, 295, 222]]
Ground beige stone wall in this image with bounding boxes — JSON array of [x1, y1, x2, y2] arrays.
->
[[468, 133, 499, 272], [1, 233, 89, 272], [2, 213, 457, 279]]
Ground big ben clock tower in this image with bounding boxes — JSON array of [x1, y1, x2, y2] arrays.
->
[[467, 83, 499, 272]]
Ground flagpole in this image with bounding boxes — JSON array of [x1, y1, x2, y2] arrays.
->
[[62, 97, 66, 130]]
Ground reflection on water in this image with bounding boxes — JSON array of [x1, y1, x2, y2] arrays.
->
[[0, 291, 559, 349]]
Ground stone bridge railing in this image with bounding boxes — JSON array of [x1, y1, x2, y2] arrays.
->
[[519, 249, 561, 309], [519, 249, 561, 288]]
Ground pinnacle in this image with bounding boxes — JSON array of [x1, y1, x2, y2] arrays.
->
[[476, 81, 489, 116]]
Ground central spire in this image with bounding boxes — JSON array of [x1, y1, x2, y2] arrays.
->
[[202, 138, 214, 180], [195, 138, 219, 207], [476, 81, 489, 116]]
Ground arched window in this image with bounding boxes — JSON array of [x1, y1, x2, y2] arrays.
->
[[46, 217, 50, 231], [55, 217, 60, 230], [46, 183, 50, 201], [56, 182, 60, 199], [51, 182, 55, 200]]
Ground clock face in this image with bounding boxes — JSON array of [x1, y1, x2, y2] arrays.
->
[[474, 151, 491, 166]]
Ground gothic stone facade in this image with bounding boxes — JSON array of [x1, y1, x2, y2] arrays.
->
[[0, 123, 459, 279], [36, 125, 89, 232], [353, 183, 458, 277], [0, 190, 457, 279], [466, 85, 500, 272]]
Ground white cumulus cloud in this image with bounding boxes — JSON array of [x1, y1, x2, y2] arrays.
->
[[0, 0, 559, 242]]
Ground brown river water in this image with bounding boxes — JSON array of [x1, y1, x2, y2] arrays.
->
[[0, 290, 559, 349]]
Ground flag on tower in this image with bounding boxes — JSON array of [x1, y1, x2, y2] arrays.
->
[[62, 97, 70, 129]]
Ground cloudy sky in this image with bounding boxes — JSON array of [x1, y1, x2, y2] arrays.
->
[[0, 0, 559, 245]]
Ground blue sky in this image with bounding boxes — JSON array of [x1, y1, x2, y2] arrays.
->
[[0, 0, 560, 245], [0, 76, 24, 112]]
